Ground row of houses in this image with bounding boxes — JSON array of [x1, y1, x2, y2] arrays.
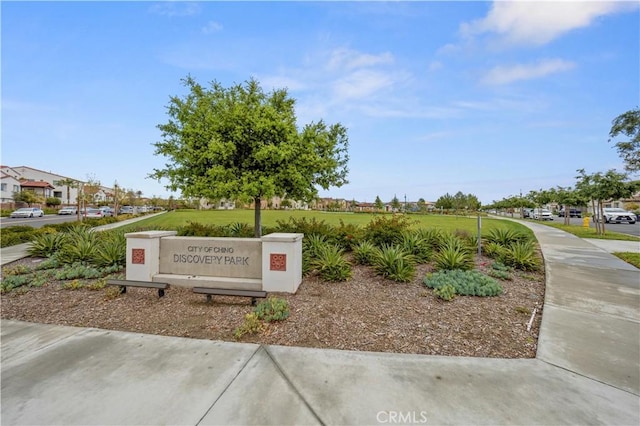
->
[[2, 165, 438, 213], [0, 166, 113, 209]]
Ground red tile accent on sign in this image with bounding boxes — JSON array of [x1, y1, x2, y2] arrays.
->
[[132, 248, 145, 265], [270, 253, 286, 271]]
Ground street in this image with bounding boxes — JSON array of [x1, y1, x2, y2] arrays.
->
[[0, 214, 80, 229]]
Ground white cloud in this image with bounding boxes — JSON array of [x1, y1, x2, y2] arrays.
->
[[201, 21, 223, 34], [461, 1, 638, 47], [331, 69, 396, 101], [481, 58, 576, 85], [327, 48, 394, 71]]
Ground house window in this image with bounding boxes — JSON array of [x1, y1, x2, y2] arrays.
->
[[0, 183, 6, 191], [54, 191, 62, 198], [53, 180, 61, 186], [13, 185, 19, 192]]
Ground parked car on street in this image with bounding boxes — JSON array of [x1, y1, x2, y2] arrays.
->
[[532, 208, 553, 220], [119, 206, 135, 214], [593, 207, 637, 224], [58, 206, 78, 215], [99, 206, 114, 217], [523, 208, 533, 218], [558, 208, 582, 218], [82, 208, 104, 218], [10, 207, 44, 218]]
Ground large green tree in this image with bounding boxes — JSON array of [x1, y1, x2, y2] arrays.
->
[[151, 76, 349, 236], [609, 108, 640, 173]]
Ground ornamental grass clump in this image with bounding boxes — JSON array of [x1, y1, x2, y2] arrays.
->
[[500, 241, 540, 271], [352, 240, 378, 266], [399, 232, 432, 263], [310, 244, 352, 282], [372, 244, 416, 282], [434, 244, 474, 271], [423, 270, 503, 297]]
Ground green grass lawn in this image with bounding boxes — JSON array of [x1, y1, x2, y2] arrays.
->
[[122, 209, 533, 237], [542, 222, 640, 242]]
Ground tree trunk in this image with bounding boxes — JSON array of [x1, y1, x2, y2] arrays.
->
[[254, 197, 262, 237], [599, 201, 606, 235], [591, 200, 600, 234]]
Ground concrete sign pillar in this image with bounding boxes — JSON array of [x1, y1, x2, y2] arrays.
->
[[125, 231, 178, 282], [261, 233, 303, 293]]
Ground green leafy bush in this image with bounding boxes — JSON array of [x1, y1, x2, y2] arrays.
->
[[35, 257, 62, 270], [485, 228, 530, 246], [1, 225, 38, 247], [234, 313, 264, 339], [434, 245, 474, 271], [415, 228, 444, 250], [501, 241, 540, 271], [254, 297, 290, 322], [483, 241, 506, 259], [423, 270, 503, 297], [334, 220, 364, 251], [1, 275, 30, 292], [3, 264, 32, 276], [226, 222, 254, 237], [399, 232, 432, 263], [177, 221, 226, 237], [92, 231, 126, 267], [28, 232, 65, 257], [434, 283, 457, 301], [57, 227, 99, 264], [352, 240, 378, 265], [372, 245, 416, 282], [363, 215, 414, 248], [310, 244, 352, 282], [275, 217, 337, 243]]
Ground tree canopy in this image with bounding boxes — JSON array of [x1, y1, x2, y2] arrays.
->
[[609, 108, 640, 173], [151, 76, 349, 236]]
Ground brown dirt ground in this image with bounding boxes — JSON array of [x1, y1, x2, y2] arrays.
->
[[1, 255, 545, 358]]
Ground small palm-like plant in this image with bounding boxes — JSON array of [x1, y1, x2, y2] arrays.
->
[[352, 240, 378, 265], [416, 228, 444, 250], [434, 245, 474, 271], [400, 232, 432, 263], [92, 231, 126, 267], [372, 245, 416, 282], [310, 244, 352, 282], [28, 232, 64, 257], [485, 228, 529, 246], [502, 241, 540, 271], [57, 226, 98, 264]]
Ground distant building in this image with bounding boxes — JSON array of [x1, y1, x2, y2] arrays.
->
[[0, 165, 86, 208]]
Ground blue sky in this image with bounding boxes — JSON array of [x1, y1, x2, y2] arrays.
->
[[2, 1, 639, 205]]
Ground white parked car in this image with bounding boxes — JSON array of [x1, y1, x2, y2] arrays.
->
[[10, 207, 44, 218], [58, 206, 77, 215], [594, 208, 637, 224], [532, 208, 553, 221]]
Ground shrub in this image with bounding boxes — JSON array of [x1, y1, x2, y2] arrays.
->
[[3, 264, 32, 276], [415, 228, 444, 250], [434, 283, 457, 301], [363, 215, 414, 248], [234, 313, 265, 339], [372, 245, 416, 282], [275, 217, 337, 243], [304, 234, 330, 258], [92, 231, 126, 267], [28, 232, 65, 257], [483, 241, 506, 259], [310, 244, 352, 282], [35, 257, 62, 270], [254, 297, 290, 322], [1, 225, 38, 247], [399, 231, 432, 263], [485, 228, 530, 246], [423, 270, 503, 297], [177, 221, 226, 237], [434, 245, 474, 271], [334, 220, 364, 251], [352, 240, 378, 265], [226, 222, 254, 237], [1, 275, 30, 292], [501, 241, 540, 271]]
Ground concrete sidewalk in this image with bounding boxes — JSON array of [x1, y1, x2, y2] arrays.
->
[[0, 212, 165, 266], [2, 221, 639, 425]]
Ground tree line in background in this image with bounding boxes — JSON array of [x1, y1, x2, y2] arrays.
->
[[486, 108, 639, 235]]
